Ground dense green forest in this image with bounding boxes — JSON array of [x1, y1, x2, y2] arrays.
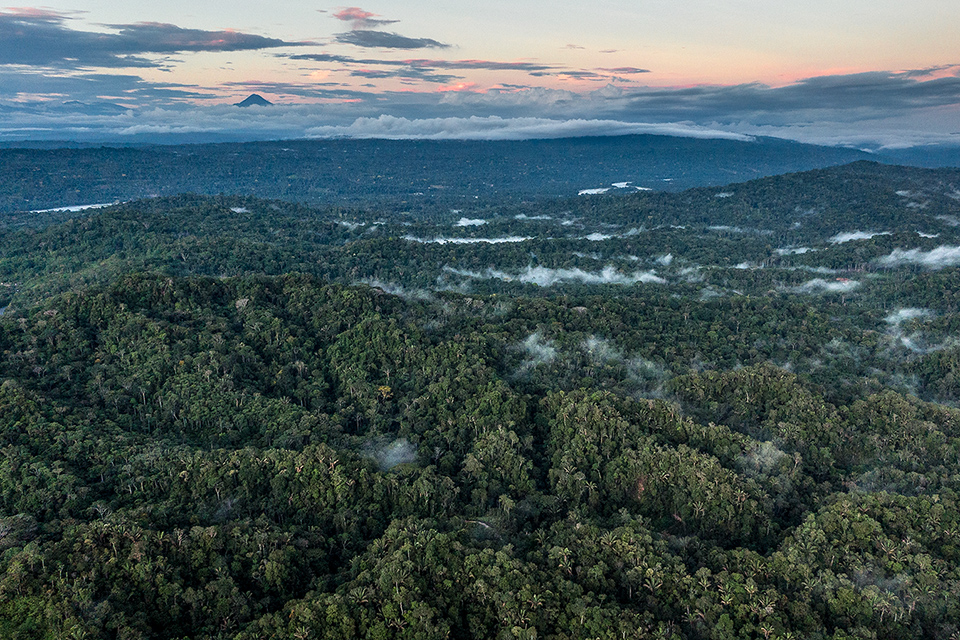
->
[[3, 160, 960, 639]]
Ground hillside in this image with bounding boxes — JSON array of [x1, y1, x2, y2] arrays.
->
[[3, 161, 960, 639]]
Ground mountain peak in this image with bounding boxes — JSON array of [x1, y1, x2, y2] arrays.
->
[[234, 94, 273, 108]]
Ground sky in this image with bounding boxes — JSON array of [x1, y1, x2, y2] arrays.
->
[[0, 2, 959, 147]]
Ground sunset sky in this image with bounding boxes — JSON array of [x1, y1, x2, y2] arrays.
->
[[1, 2, 958, 147]]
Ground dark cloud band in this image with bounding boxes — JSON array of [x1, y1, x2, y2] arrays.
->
[[0, 9, 305, 69], [336, 30, 450, 50]]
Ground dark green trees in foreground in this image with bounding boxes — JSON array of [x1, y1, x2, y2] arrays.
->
[[2, 273, 960, 639]]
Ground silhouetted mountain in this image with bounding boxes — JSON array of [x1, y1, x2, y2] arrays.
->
[[234, 94, 273, 108]]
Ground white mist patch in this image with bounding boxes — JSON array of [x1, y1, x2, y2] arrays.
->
[[715, 192, 733, 198], [579, 229, 642, 241], [917, 231, 939, 238], [776, 246, 815, 255], [583, 233, 612, 241], [30, 202, 118, 213], [572, 251, 602, 260], [338, 220, 366, 230], [884, 308, 932, 326], [739, 441, 789, 475], [455, 217, 487, 227], [829, 231, 891, 243], [583, 335, 665, 386], [791, 278, 860, 294], [794, 265, 840, 275], [699, 287, 722, 300], [936, 215, 960, 226], [579, 188, 610, 195], [229, 207, 249, 213], [583, 335, 622, 362], [369, 438, 418, 470], [709, 225, 744, 233], [306, 115, 754, 142], [876, 245, 960, 269], [881, 308, 949, 354], [656, 254, 673, 266], [358, 279, 433, 302], [514, 214, 553, 221], [708, 225, 773, 235], [517, 332, 558, 373], [445, 265, 664, 286], [403, 235, 531, 245]]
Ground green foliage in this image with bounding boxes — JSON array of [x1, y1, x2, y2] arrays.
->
[[4, 161, 960, 638]]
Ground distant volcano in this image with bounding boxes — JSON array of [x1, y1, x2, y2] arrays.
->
[[234, 94, 273, 108]]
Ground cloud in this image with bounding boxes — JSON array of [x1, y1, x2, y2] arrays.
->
[[884, 308, 932, 326], [598, 67, 650, 75], [881, 308, 946, 354], [0, 68, 215, 105], [517, 332, 558, 373], [288, 53, 556, 73], [306, 114, 754, 141], [0, 10, 304, 69], [358, 278, 433, 301], [455, 217, 486, 227], [829, 230, 891, 243], [421, 59, 555, 72], [0, 98, 760, 144], [332, 7, 399, 28], [404, 235, 530, 244], [349, 67, 459, 83], [3, 67, 956, 148], [367, 438, 418, 470], [583, 335, 665, 385], [336, 30, 450, 49], [876, 245, 960, 269], [790, 278, 861, 293], [708, 225, 773, 235], [444, 265, 665, 286], [739, 441, 788, 475], [612, 70, 960, 122], [219, 80, 370, 100]]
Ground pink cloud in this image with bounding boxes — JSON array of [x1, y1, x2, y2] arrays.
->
[[334, 7, 376, 22], [332, 6, 398, 28], [0, 7, 70, 19], [436, 82, 480, 93]]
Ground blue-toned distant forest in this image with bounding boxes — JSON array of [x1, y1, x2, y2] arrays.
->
[[0, 134, 876, 212]]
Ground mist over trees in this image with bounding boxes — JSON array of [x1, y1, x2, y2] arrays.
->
[[3, 160, 960, 639]]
